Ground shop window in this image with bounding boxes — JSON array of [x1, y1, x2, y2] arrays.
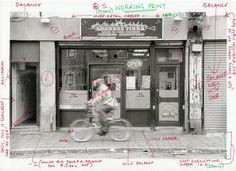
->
[[156, 49, 182, 63], [126, 49, 150, 90], [59, 49, 88, 109], [125, 49, 150, 109], [60, 49, 87, 90]]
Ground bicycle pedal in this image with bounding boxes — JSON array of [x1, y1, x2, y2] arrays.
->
[[97, 131, 108, 136]]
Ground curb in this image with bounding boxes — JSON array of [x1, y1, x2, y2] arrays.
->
[[10, 146, 225, 156]]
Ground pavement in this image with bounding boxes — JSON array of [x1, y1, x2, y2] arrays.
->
[[10, 127, 226, 158]]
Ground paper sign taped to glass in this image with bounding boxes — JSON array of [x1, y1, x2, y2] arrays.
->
[[59, 90, 88, 109]]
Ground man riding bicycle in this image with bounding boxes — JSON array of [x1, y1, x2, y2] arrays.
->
[[87, 76, 118, 136]]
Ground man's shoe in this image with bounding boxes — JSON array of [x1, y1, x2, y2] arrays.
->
[[97, 131, 108, 136]]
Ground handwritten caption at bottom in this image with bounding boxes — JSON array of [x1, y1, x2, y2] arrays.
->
[[0, 100, 9, 157], [29, 159, 102, 169], [179, 159, 224, 169]]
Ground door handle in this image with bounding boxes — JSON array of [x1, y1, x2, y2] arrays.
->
[[152, 105, 156, 109]]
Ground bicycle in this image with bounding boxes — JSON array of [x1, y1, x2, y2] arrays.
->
[[69, 106, 132, 142]]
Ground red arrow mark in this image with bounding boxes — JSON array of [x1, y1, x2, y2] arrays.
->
[[0, 96, 15, 102], [141, 129, 155, 158], [225, 12, 235, 18]]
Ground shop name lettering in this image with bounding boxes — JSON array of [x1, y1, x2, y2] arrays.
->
[[93, 3, 166, 14], [89, 20, 155, 38], [16, 2, 42, 7], [207, 71, 227, 100], [30, 159, 102, 168]]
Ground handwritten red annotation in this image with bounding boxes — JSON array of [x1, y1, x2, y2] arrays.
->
[[12, 107, 31, 127], [0, 100, 9, 157], [226, 12, 236, 90], [202, 3, 227, 8], [64, 32, 78, 40], [123, 160, 154, 166], [207, 71, 227, 100], [0, 61, 4, 86], [93, 3, 107, 10], [30, 159, 102, 168], [147, 136, 176, 141], [179, 159, 221, 167], [16, 2, 42, 7]]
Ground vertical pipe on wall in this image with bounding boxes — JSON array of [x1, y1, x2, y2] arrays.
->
[[150, 41, 156, 130], [185, 40, 190, 132]]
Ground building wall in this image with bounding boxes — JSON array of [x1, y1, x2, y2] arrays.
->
[[10, 16, 227, 132], [202, 16, 227, 40], [10, 16, 226, 41], [40, 42, 56, 132]]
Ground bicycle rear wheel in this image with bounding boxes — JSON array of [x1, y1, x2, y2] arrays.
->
[[109, 119, 132, 142], [70, 119, 94, 142]]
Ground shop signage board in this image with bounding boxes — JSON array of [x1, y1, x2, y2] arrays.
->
[[81, 18, 162, 40]]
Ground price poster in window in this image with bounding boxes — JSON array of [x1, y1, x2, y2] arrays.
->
[[141, 75, 150, 89], [126, 76, 136, 89]]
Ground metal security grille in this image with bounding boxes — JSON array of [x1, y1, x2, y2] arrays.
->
[[203, 42, 227, 131]]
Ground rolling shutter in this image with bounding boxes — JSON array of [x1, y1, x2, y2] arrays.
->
[[204, 42, 227, 131]]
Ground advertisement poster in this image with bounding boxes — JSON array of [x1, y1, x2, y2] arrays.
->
[[126, 76, 136, 89]]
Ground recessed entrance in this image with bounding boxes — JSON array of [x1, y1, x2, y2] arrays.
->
[[11, 63, 39, 127]]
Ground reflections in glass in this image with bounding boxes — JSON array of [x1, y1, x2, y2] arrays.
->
[[159, 66, 179, 98]]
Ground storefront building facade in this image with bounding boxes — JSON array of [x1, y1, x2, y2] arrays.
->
[[10, 13, 227, 132]]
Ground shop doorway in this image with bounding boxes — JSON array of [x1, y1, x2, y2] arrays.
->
[[89, 64, 124, 119], [11, 63, 39, 127], [156, 65, 182, 126]]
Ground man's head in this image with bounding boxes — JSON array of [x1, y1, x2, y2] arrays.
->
[[103, 75, 111, 86]]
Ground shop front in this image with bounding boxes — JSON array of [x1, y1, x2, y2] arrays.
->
[[58, 41, 185, 127], [10, 13, 227, 132]]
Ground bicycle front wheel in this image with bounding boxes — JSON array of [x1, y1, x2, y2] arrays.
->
[[109, 119, 132, 142], [70, 119, 94, 142]]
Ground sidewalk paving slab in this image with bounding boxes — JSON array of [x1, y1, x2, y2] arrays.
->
[[10, 127, 226, 156]]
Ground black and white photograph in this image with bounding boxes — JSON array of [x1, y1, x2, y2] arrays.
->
[[0, 0, 236, 170]]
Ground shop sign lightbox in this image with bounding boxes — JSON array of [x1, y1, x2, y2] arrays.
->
[[81, 18, 163, 40]]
